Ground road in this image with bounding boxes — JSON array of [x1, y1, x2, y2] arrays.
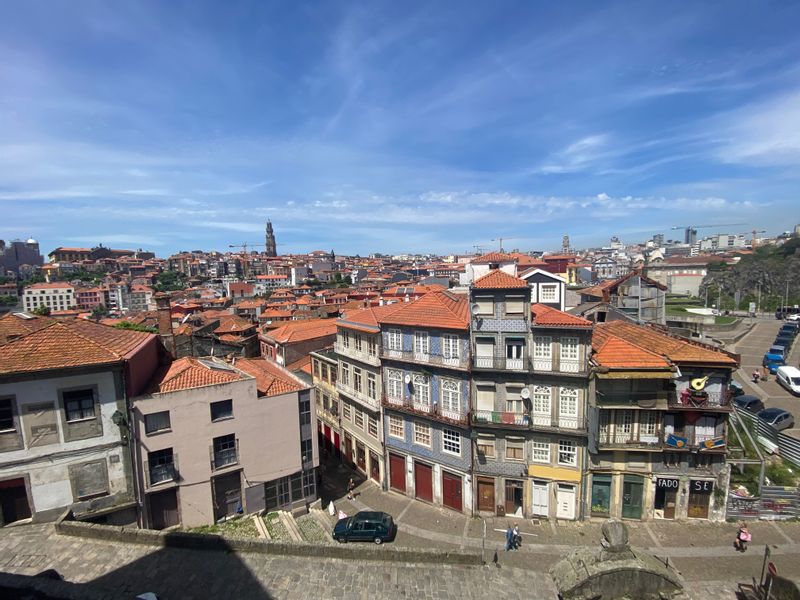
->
[[731, 317, 800, 439]]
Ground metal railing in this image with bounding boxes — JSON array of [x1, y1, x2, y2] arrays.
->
[[210, 439, 239, 471], [381, 348, 469, 369], [381, 395, 467, 424], [336, 381, 381, 411], [597, 430, 663, 449], [334, 343, 380, 365], [473, 356, 527, 371], [668, 390, 731, 409], [472, 411, 587, 431], [145, 454, 178, 487]]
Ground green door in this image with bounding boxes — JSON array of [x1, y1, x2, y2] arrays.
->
[[621, 476, 644, 520]]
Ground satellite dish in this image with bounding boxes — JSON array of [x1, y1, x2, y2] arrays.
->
[[520, 388, 531, 400], [404, 374, 412, 384], [470, 303, 481, 316]]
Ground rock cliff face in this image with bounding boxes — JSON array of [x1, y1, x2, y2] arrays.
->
[[550, 520, 685, 600]]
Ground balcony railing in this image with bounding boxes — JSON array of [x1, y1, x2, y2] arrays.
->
[[381, 349, 468, 369], [532, 358, 553, 371], [560, 359, 581, 373], [668, 390, 731, 409], [473, 356, 527, 371], [145, 454, 178, 488], [336, 381, 381, 411], [382, 395, 468, 424], [210, 440, 239, 471], [597, 430, 663, 449], [472, 410, 529, 427], [595, 391, 669, 408], [473, 411, 587, 431], [334, 343, 380, 365]]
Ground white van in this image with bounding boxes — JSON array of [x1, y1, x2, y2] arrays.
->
[[776, 366, 800, 396]]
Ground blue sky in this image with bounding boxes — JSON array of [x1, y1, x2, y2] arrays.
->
[[2, 1, 800, 256]]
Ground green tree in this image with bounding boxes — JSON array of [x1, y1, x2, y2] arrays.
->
[[154, 270, 187, 292], [32, 305, 51, 316], [90, 305, 109, 321], [0, 295, 18, 306]]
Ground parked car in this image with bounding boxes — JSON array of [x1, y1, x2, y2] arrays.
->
[[776, 366, 800, 396], [332, 511, 396, 544], [769, 345, 787, 360], [781, 321, 800, 331], [733, 395, 765, 414], [763, 352, 786, 374], [774, 333, 794, 348], [788, 314, 800, 322], [757, 408, 795, 431]]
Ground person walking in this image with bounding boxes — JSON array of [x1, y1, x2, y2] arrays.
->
[[512, 525, 522, 550], [505, 524, 514, 552], [735, 523, 751, 552], [752, 370, 761, 384], [347, 477, 355, 500]]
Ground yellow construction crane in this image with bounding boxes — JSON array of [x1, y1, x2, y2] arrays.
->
[[228, 242, 267, 279]]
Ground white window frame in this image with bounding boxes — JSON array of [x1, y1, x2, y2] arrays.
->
[[442, 334, 460, 359], [413, 331, 430, 356], [475, 296, 494, 316], [387, 329, 402, 351], [534, 336, 552, 359], [506, 385, 524, 414], [505, 296, 524, 315], [353, 366, 362, 393], [354, 408, 364, 429], [540, 284, 558, 302], [368, 414, 378, 438], [340, 364, 350, 387], [413, 421, 431, 447], [558, 440, 577, 466], [387, 369, 403, 399], [560, 337, 579, 361], [367, 373, 377, 399], [442, 428, 461, 455], [341, 331, 350, 349], [559, 387, 578, 417], [440, 379, 460, 413], [388, 415, 404, 439], [412, 373, 430, 406], [477, 434, 495, 458], [343, 402, 351, 421], [532, 385, 551, 421], [531, 439, 550, 463]]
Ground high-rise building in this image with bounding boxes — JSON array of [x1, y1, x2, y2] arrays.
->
[[265, 220, 277, 257]]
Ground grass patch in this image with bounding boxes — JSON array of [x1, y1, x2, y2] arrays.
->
[[263, 511, 290, 541], [296, 514, 328, 543], [715, 316, 737, 325], [187, 516, 259, 538], [766, 460, 799, 487], [730, 464, 761, 496]]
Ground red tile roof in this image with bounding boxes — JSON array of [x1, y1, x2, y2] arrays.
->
[[236, 358, 306, 396], [286, 354, 313, 376], [581, 271, 667, 299], [473, 270, 529, 289], [338, 303, 405, 332], [592, 333, 672, 370], [471, 252, 517, 264], [0, 319, 154, 375], [0, 313, 57, 345], [531, 304, 592, 328], [146, 357, 247, 394], [25, 282, 74, 290], [593, 320, 738, 368], [213, 315, 257, 335], [262, 318, 338, 344], [378, 291, 469, 330]]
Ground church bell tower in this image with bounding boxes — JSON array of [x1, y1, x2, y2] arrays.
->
[[265, 220, 277, 257]]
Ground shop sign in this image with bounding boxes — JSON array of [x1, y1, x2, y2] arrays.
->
[[690, 480, 713, 494], [656, 478, 680, 489]]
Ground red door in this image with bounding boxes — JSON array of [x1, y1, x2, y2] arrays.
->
[[389, 453, 406, 492], [442, 471, 463, 512], [414, 462, 433, 502]]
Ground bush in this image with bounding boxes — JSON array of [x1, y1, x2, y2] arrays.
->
[[766, 461, 798, 487]]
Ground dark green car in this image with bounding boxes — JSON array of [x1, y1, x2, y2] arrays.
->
[[332, 511, 396, 544]]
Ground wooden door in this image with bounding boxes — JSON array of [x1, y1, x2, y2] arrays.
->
[[369, 451, 380, 482], [149, 488, 179, 530], [414, 462, 433, 502], [0, 479, 31, 524], [531, 480, 549, 517], [477, 477, 495, 512], [389, 453, 406, 492], [663, 489, 677, 519], [442, 471, 463, 512], [556, 484, 576, 520], [505, 480, 524, 515], [622, 477, 644, 520], [213, 472, 242, 521]]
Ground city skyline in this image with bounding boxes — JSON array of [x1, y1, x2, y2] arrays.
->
[[2, 1, 800, 255]]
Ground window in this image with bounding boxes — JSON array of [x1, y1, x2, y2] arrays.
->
[[210, 399, 233, 422], [506, 437, 524, 461], [69, 459, 109, 499], [387, 369, 403, 399], [63, 389, 95, 422], [387, 329, 402, 351], [144, 411, 171, 434], [302, 468, 316, 497], [559, 388, 578, 418], [477, 434, 495, 458], [442, 429, 461, 455], [506, 338, 525, 360], [314, 359, 321, 379], [560, 337, 579, 361], [355, 335, 363, 352], [321, 363, 328, 382], [367, 373, 377, 399], [213, 434, 237, 468], [368, 414, 378, 437], [147, 448, 175, 485], [353, 366, 363, 393], [475, 296, 494, 316], [476, 384, 495, 412], [532, 386, 551, 417], [440, 379, 460, 413], [340, 364, 350, 386], [341, 332, 350, 348], [558, 440, 577, 466], [301, 438, 313, 461], [642, 411, 659, 436], [299, 395, 311, 426], [413, 331, 430, 356], [540, 284, 557, 302], [442, 334, 460, 359], [343, 402, 351, 421], [413, 421, 431, 447], [506, 386, 524, 414], [412, 374, 430, 405], [367, 337, 377, 356], [506, 296, 524, 315], [534, 336, 552, 359], [388, 415, 404, 439], [354, 408, 364, 429], [532, 439, 550, 463], [0, 398, 15, 431]]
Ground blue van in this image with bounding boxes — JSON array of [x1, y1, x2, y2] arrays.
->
[[763, 352, 786, 374], [769, 345, 787, 360]]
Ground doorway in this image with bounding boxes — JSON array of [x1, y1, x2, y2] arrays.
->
[[442, 471, 463, 512], [389, 453, 406, 492], [590, 474, 612, 517], [688, 480, 712, 519], [622, 476, 644, 520], [213, 471, 242, 521], [414, 462, 433, 502], [356, 441, 366, 473], [0, 478, 31, 525], [505, 479, 524, 516], [148, 488, 179, 530], [531, 480, 549, 517], [369, 451, 380, 482], [654, 478, 679, 519], [556, 484, 576, 520], [477, 477, 495, 512]]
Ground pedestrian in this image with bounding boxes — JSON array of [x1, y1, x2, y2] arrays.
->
[[347, 477, 355, 500], [762, 365, 770, 381], [512, 525, 522, 550], [752, 370, 761, 383], [735, 523, 751, 552], [505, 524, 513, 552]]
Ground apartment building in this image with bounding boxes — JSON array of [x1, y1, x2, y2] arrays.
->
[[23, 282, 75, 313], [75, 287, 106, 311], [380, 292, 472, 513], [580, 272, 667, 325], [0, 319, 159, 525], [259, 318, 337, 366], [310, 348, 340, 460], [587, 320, 739, 521]]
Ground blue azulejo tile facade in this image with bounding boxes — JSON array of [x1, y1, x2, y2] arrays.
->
[[383, 410, 472, 473]]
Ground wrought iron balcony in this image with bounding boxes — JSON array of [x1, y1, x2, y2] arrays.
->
[[597, 430, 663, 450], [472, 356, 527, 371], [668, 390, 731, 410], [381, 348, 468, 369], [382, 395, 468, 424]]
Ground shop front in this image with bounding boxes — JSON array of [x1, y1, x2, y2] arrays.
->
[[590, 474, 612, 518], [654, 477, 680, 519], [688, 479, 713, 519], [621, 475, 644, 520]]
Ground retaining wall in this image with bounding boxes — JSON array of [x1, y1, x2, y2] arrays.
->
[[54, 511, 481, 566]]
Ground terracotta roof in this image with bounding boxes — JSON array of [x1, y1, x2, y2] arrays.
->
[[0, 319, 153, 375], [338, 303, 404, 332], [473, 270, 529, 289], [235, 358, 306, 397], [261, 308, 293, 318], [592, 331, 672, 370], [146, 357, 247, 394], [378, 291, 468, 330], [0, 312, 57, 345], [286, 354, 313, 376], [581, 271, 667, 299], [24, 282, 74, 290], [471, 252, 517, 264], [594, 320, 739, 368], [214, 315, 256, 335], [531, 304, 592, 328], [263, 318, 338, 344], [235, 299, 267, 309]]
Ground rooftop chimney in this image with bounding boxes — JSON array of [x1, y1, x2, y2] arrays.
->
[[154, 292, 175, 358]]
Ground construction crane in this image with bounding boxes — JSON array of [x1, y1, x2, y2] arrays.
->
[[750, 230, 767, 248], [472, 245, 486, 255], [671, 223, 746, 244], [491, 237, 518, 252], [228, 242, 267, 279]]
